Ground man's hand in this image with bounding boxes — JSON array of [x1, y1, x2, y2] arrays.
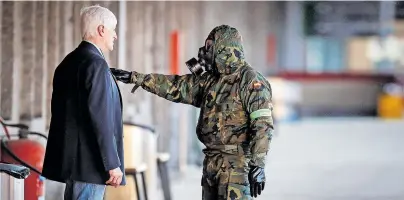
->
[[248, 166, 266, 198], [106, 167, 123, 187], [110, 68, 132, 84]]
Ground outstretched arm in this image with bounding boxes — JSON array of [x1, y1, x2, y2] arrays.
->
[[111, 68, 212, 108]]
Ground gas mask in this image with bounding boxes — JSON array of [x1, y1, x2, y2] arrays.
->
[[185, 41, 216, 76]]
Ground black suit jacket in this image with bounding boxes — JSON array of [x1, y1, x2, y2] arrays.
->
[[42, 41, 126, 185]]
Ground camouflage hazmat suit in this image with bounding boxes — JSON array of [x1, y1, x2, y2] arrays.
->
[[112, 25, 274, 199]]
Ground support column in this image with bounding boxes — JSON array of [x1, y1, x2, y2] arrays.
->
[[123, 0, 137, 120], [59, 1, 74, 59], [281, 1, 305, 71], [58, 2, 65, 62], [246, 2, 274, 74], [46, 1, 60, 129], [118, 1, 126, 70], [72, 2, 81, 45], [20, 1, 35, 122], [65, 2, 74, 55], [152, 1, 171, 154], [10, 2, 23, 122], [143, 3, 157, 199], [109, 1, 119, 68], [0, 2, 2, 109], [117, 1, 128, 112], [1, 2, 14, 120], [125, 1, 145, 120], [35, 2, 47, 122], [73, 2, 89, 46], [164, 0, 180, 172]]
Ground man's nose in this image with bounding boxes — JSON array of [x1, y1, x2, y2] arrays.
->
[[114, 34, 118, 40]]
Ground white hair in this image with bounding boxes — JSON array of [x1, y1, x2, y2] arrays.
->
[[80, 5, 117, 39]]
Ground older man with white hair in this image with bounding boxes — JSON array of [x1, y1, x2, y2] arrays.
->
[[42, 5, 125, 200]]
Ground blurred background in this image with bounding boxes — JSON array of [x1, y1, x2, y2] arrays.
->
[[0, 1, 404, 200]]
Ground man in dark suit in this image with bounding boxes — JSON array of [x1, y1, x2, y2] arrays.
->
[[42, 5, 125, 200]]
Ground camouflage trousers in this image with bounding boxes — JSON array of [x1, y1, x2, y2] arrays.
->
[[201, 151, 252, 200]]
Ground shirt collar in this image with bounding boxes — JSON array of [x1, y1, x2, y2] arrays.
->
[[83, 40, 104, 58]]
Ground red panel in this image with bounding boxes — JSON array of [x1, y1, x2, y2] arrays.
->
[[170, 31, 179, 75]]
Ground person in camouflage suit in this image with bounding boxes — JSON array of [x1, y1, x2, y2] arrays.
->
[[111, 24, 274, 199]]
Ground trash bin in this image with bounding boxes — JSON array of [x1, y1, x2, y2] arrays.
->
[[0, 163, 30, 200]]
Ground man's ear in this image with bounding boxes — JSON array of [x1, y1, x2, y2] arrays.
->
[[97, 25, 105, 37]]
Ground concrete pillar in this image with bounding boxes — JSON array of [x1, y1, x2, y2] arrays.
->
[[46, 1, 60, 129], [10, 2, 23, 123], [0, 2, 2, 111], [117, 1, 127, 69], [20, 2, 35, 122], [73, 2, 86, 46], [142, 1, 154, 124], [72, 2, 81, 46], [123, 1, 139, 120], [246, 2, 278, 74], [202, 2, 246, 40], [58, 3, 65, 63], [281, 1, 305, 71], [1, 2, 14, 120], [117, 1, 128, 113], [125, 1, 146, 121], [109, 1, 119, 68], [164, 1, 180, 170], [151, 2, 172, 154], [34, 2, 47, 123], [200, 2, 284, 75], [59, 1, 74, 59], [142, 3, 158, 199]]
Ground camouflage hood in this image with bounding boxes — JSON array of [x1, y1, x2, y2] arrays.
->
[[208, 25, 246, 75]]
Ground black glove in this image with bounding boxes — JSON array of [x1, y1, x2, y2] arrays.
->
[[248, 166, 265, 198], [110, 68, 132, 84]]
